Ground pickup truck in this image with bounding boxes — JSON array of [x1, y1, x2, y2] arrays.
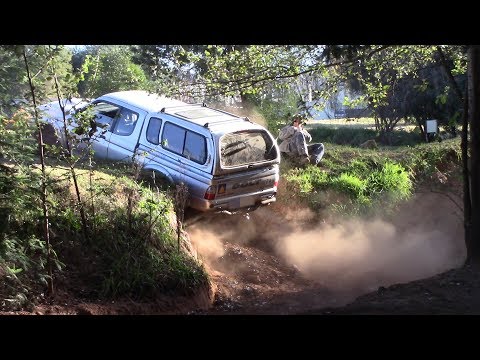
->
[[40, 90, 281, 213]]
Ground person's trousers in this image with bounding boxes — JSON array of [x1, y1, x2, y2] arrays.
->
[[291, 132, 325, 164], [307, 143, 325, 165]]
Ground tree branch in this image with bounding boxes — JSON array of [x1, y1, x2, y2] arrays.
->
[[436, 46, 464, 102]]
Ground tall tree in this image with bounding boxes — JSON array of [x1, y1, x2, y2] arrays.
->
[[22, 46, 54, 295], [80, 46, 150, 98], [466, 46, 480, 264]]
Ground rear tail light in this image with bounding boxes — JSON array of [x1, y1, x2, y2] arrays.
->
[[204, 185, 217, 200], [273, 180, 278, 190]]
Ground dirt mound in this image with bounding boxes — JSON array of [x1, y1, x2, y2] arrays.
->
[[315, 264, 480, 315]]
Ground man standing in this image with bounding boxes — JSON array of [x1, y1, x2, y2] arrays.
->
[[278, 115, 325, 166]]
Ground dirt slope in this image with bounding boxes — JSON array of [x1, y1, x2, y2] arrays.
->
[[1, 183, 472, 315], [186, 185, 468, 315]]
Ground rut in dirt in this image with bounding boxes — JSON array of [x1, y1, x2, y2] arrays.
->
[[186, 191, 466, 314]]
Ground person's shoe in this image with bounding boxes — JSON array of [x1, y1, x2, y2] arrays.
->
[[311, 155, 321, 166]]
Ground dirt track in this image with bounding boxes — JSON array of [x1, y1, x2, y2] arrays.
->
[[186, 188, 466, 315], [0, 187, 467, 315]]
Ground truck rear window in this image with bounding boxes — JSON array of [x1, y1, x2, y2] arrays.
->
[[220, 131, 277, 167]]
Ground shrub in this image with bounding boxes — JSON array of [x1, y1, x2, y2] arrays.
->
[[331, 173, 368, 203], [366, 161, 412, 202]]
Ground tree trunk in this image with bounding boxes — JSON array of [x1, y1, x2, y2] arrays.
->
[[467, 46, 480, 264], [23, 48, 54, 295], [462, 81, 472, 261], [51, 69, 89, 244]]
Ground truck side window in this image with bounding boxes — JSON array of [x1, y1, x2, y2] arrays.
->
[[162, 123, 185, 154], [146, 117, 162, 144], [91, 102, 121, 131], [162, 122, 207, 164], [184, 131, 206, 164], [112, 108, 138, 136]]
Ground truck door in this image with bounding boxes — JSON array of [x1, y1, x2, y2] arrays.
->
[[107, 107, 146, 162], [84, 101, 119, 159]]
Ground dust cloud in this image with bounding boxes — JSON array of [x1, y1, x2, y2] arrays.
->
[[188, 190, 466, 298], [224, 105, 268, 128], [187, 226, 226, 262], [277, 218, 465, 293], [277, 191, 465, 293], [187, 211, 267, 265]]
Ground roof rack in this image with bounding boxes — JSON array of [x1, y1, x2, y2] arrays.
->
[[159, 102, 250, 128], [209, 107, 244, 119], [160, 102, 207, 113], [203, 117, 251, 128]]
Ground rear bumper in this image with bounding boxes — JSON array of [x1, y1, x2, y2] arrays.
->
[[189, 189, 277, 212]]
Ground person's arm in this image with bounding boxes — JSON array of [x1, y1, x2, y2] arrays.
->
[[278, 125, 296, 140], [302, 128, 312, 143]]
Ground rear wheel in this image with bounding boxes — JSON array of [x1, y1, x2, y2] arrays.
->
[[139, 170, 174, 194]]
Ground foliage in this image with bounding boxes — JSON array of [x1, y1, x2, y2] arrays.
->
[[0, 45, 75, 116], [331, 173, 368, 202], [127, 45, 466, 149], [334, 46, 466, 140], [0, 110, 65, 310], [395, 138, 462, 181], [129, 45, 322, 102], [80, 46, 151, 98], [0, 46, 26, 117], [49, 169, 208, 299], [254, 90, 302, 134], [284, 165, 328, 193], [281, 141, 455, 217], [365, 162, 412, 202], [73, 45, 467, 142]]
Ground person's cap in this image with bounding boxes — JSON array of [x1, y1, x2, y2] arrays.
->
[[292, 115, 305, 124]]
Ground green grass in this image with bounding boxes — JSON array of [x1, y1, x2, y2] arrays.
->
[[280, 136, 461, 218], [50, 166, 209, 299], [307, 117, 378, 127], [305, 117, 424, 147]]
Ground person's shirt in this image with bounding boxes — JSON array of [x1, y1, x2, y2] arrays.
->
[[278, 124, 312, 153], [278, 124, 297, 141]]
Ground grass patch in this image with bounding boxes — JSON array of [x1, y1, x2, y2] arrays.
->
[[50, 167, 209, 300], [306, 118, 424, 147], [279, 137, 460, 218], [308, 126, 378, 146]]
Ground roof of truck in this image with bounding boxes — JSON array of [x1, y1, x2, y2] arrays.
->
[[100, 90, 187, 113], [100, 90, 265, 133]]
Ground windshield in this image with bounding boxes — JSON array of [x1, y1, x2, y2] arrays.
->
[[220, 131, 277, 167]]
